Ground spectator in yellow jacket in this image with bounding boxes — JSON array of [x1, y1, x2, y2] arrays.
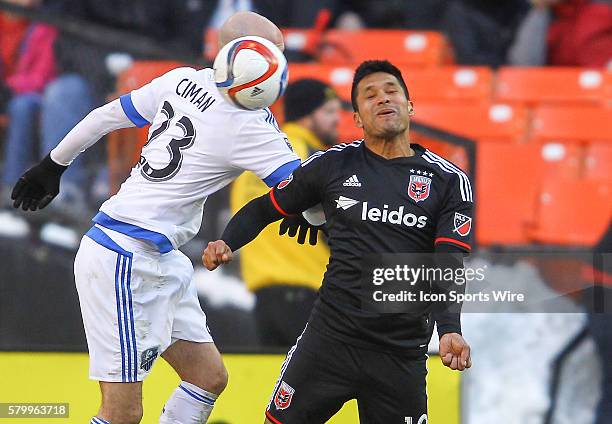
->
[[230, 79, 341, 347]]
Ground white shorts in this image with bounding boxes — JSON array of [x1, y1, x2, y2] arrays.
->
[[74, 225, 212, 382]]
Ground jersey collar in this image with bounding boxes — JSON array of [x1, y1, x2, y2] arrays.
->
[[361, 141, 425, 163]]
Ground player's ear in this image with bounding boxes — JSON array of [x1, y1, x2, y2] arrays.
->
[[353, 111, 363, 128], [408, 101, 415, 116]]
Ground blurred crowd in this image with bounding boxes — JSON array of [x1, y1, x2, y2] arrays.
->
[[0, 0, 610, 214]]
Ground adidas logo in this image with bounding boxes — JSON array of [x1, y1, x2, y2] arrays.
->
[[250, 87, 264, 97], [343, 175, 362, 187]]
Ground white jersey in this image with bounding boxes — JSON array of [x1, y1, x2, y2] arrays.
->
[[96, 67, 299, 252]]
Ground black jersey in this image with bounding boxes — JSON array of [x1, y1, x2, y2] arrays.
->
[[269, 141, 474, 351]]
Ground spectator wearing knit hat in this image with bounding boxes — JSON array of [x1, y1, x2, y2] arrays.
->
[[283, 78, 342, 148]]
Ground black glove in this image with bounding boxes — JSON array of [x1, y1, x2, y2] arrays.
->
[[279, 215, 321, 245], [11, 153, 68, 211]]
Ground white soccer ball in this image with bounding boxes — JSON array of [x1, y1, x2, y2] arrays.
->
[[214, 35, 289, 110]]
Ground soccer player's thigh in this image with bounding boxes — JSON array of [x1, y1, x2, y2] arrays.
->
[[74, 231, 190, 386], [74, 233, 169, 421], [163, 254, 227, 394], [357, 351, 428, 423], [265, 327, 357, 424]]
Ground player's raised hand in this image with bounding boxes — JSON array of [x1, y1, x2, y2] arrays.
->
[[439, 333, 472, 371], [202, 240, 233, 270], [11, 154, 67, 211]]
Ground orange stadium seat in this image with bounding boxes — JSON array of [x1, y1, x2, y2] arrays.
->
[[496, 67, 611, 107], [109, 61, 185, 193], [402, 67, 493, 104], [413, 102, 528, 141], [287, 65, 494, 105], [530, 105, 612, 142], [208, 27, 326, 60], [528, 179, 612, 245], [584, 142, 612, 180], [413, 136, 470, 172], [204, 27, 220, 61], [538, 141, 582, 180], [338, 110, 362, 142], [282, 27, 322, 57], [287, 63, 354, 99], [206, 28, 453, 67], [116, 61, 185, 93], [319, 30, 453, 67], [476, 142, 542, 245], [206, 27, 324, 62]]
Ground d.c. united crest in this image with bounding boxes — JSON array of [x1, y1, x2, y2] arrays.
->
[[274, 381, 295, 410], [408, 175, 431, 202]]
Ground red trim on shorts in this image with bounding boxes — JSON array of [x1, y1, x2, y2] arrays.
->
[[269, 189, 290, 217], [435, 237, 472, 251], [266, 410, 283, 424]]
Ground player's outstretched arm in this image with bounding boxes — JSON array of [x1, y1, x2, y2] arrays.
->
[[11, 99, 135, 211], [431, 244, 472, 371]]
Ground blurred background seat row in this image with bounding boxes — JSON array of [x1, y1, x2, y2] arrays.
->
[[106, 41, 612, 248]]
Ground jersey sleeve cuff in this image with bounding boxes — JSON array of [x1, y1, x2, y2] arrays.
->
[[437, 324, 462, 338], [434, 314, 462, 338], [262, 159, 300, 187], [120, 93, 150, 128], [435, 237, 471, 252]]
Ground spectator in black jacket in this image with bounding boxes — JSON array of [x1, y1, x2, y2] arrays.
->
[[441, 0, 530, 67]]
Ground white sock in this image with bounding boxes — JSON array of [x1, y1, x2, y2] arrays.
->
[[159, 381, 217, 424], [91, 418, 110, 424]]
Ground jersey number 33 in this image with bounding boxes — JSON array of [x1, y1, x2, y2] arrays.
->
[[138, 101, 196, 182]]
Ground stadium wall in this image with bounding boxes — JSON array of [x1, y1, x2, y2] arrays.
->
[[0, 352, 459, 423]]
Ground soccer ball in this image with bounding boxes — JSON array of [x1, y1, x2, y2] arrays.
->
[[214, 36, 289, 110]]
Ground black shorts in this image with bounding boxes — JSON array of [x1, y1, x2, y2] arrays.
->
[[265, 324, 428, 424]]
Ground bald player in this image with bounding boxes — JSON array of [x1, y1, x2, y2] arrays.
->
[[10, 12, 299, 424], [219, 11, 284, 50]]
